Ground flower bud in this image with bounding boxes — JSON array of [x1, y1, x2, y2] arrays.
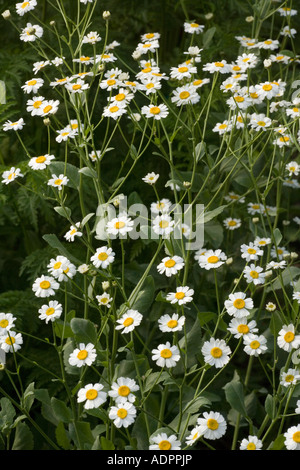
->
[[103, 10, 111, 20], [2, 10, 11, 19]]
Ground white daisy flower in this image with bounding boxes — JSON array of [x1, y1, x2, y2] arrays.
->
[[47, 256, 76, 282], [77, 383, 107, 410], [170, 63, 197, 80], [16, 1, 37, 16], [185, 426, 202, 447], [243, 334, 268, 356], [91, 246, 115, 269], [240, 242, 264, 262], [82, 31, 102, 44], [184, 21, 204, 34], [286, 161, 300, 176], [96, 292, 113, 308], [141, 103, 169, 120], [108, 402, 137, 428], [158, 313, 185, 333], [50, 77, 70, 87], [223, 218, 241, 230], [280, 26, 297, 38], [139, 77, 162, 95], [280, 368, 300, 387], [0, 313, 16, 336], [103, 103, 127, 120], [68, 343, 97, 368], [277, 7, 298, 16], [108, 377, 139, 404], [65, 79, 89, 94], [115, 310, 143, 334], [166, 286, 194, 305], [224, 292, 254, 318], [149, 433, 181, 450], [152, 214, 175, 237], [254, 237, 271, 247], [284, 425, 300, 450], [266, 260, 287, 270], [227, 317, 258, 339], [38, 300, 63, 323], [142, 172, 159, 185], [21, 77, 44, 95], [243, 264, 266, 285], [277, 325, 300, 352], [47, 174, 69, 191], [197, 249, 227, 270], [1, 167, 24, 185], [150, 198, 172, 214], [151, 341, 180, 368], [254, 81, 279, 100], [202, 60, 231, 74], [157, 256, 185, 277], [201, 338, 231, 368], [64, 222, 83, 242], [258, 38, 279, 50], [37, 99, 60, 117], [3, 119, 25, 132], [20, 23, 43, 42], [135, 40, 160, 54], [26, 96, 45, 115], [171, 85, 200, 106], [106, 213, 134, 237], [240, 435, 263, 450], [28, 154, 55, 170], [32, 275, 60, 298], [140, 32, 161, 42], [197, 411, 227, 440], [249, 113, 272, 131], [270, 245, 289, 260], [0, 331, 23, 353]]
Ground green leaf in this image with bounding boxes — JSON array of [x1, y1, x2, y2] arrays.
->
[[203, 26, 216, 48], [53, 206, 72, 219], [224, 375, 247, 417], [55, 421, 71, 450], [144, 371, 170, 392], [51, 397, 73, 423], [70, 317, 97, 345], [273, 228, 282, 246], [265, 394, 276, 420], [100, 436, 115, 450], [130, 275, 155, 312], [68, 421, 94, 449], [43, 233, 82, 264], [22, 382, 35, 413], [12, 422, 34, 450], [0, 398, 16, 434], [49, 162, 80, 189]]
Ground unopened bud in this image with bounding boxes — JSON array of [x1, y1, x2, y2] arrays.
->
[[103, 10, 111, 20], [2, 10, 11, 19], [43, 118, 51, 126]]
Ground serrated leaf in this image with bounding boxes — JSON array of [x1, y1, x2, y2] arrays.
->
[[70, 317, 97, 345]]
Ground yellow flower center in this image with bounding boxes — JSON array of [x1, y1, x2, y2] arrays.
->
[[28, 79, 37, 86], [35, 155, 46, 163], [264, 40, 272, 45], [293, 432, 300, 443], [33, 100, 42, 108], [146, 83, 155, 89], [150, 106, 161, 115], [179, 91, 190, 100], [145, 33, 154, 39], [77, 349, 88, 360], [159, 220, 169, 229], [53, 261, 62, 270], [207, 255, 219, 264], [40, 280, 51, 289], [5, 336, 15, 345], [262, 84, 272, 91], [107, 79, 116, 86], [115, 93, 126, 101], [43, 105, 53, 114], [0, 319, 9, 328], [285, 374, 295, 383], [190, 23, 199, 28], [115, 221, 125, 229], [123, 317, 134, 327], [72, 84, 82, 90], [257, 121, 266, 127], [175, 292, 185, 300], [178, 66, 189, 73], [211, 347, 223, 358], [250, 340, 260, 349], [22, 2, 30, 7], [160, 348, 172, 359], [214, 62, 224, 67], [293, 107, 299, 113], [193, 79, 203, 86], [234, 96, 245, 103], [118, 385, 130, 397], [54, 179, 63, 185], [86, 389, 98, 400], [98, 252, 108, 261], [117, 408, 128, 419], [164, 259, 176, 268], [233, 298, 246, 309], [249, 271, 259, 279], [109, 106, 119, 113], [167, 319, 178, 329], [219, 124, 227, 129], [237, 324, 250, 334], [45, 307, 55, 316], [207, 418, 219, 430], [247, 442, 256, 450], [247, 248, 257, 254], [232, 65, 241, 71], [159, 440, 171, 450], [228, 220, 237, 226], [284, 332, 295, 343], [250, 92, 259, 99], [279, 136, 290, 142]]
